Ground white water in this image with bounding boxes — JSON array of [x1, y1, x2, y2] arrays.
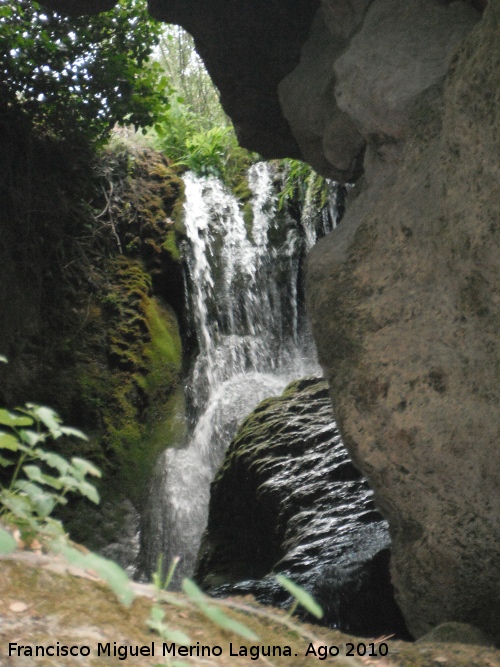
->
[[141, 163, 338, 585]]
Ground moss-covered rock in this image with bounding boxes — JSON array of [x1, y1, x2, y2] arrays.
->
[[306, 2, 500, 640], [70, 256, 183, 506], [416, 622, 495, 647], [0, 130, 186, 555]]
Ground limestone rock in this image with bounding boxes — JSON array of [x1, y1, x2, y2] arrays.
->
[[195, 377, 409, 637], [333, 0, 479, 139], [306, 2, 500, 640], [416, 622, 495, 647], [278, 7, 368, 180]]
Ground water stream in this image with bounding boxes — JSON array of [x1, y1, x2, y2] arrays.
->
[[139, 163, 340, 585]]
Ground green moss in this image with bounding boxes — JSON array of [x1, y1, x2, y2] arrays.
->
[[67, 256, 184, 508], [162, 228, 181, 261]]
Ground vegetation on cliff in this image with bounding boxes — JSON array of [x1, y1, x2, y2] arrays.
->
[[0, 0, 168, 142]]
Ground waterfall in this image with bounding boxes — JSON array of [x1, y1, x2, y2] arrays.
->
[[139, 162, 339, 585]]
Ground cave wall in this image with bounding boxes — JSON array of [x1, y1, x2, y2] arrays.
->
[[0, 119, 186, 559], [37, 0, 499, 639], [306, 2, 500, 639]]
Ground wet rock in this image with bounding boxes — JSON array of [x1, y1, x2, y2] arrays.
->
[[195, 377, 409, 638]]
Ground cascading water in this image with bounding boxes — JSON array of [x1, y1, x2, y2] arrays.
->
[[139, 162, 340, 585]]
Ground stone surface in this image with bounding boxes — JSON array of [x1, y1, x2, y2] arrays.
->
[[39, 0, 482, 179], [3, 552, 499, 667], [278, 7, 368, 180], [333, 0, 479, 139], [416, 622, 495, 647], [195, 377, 409, 638], [306, 1, 500, 640]]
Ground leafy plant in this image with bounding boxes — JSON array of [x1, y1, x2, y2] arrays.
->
[[156, 25, 226, 129], [151, 25, 255, 185], [0, 390, 136, 607], [153, 97, 252, 185], [0, 0, 169, 142], [0, 402, 100, 548]]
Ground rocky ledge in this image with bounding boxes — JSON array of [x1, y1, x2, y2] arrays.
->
[[1, 551, 498, 667]]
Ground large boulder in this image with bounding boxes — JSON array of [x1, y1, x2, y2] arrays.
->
[[306, 2, 500, 640], [278, 0, 479, 178], [196, 378, 409, 637]]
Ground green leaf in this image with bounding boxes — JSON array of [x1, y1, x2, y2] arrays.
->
[[14, 480, 56, 518], [0, 409, 33, 428], [34, 450, 69, 475], [181, 578, 205, 603], [275, 574, 323, 619], [0, 528, 17, 555], [20, 430, 44, 447], [0, 355, 7, 363], [0, 492, 37, 527], [58, 545, 135, 606], [23, 465, 63, 490], [0, 432, 21, 451], [71, 457, 101, 478], [59, 426, 88, 441], [26, 405, 61, 438], [22, 464, 44, 482], [147, 606, 192, 645], [0, 454, 14, 467], [76, 480, 100, 504]]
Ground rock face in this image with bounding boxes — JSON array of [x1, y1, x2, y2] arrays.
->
[[37, 0, 499, 642], [306, 3, 500, 640], [3, 553, 500, 667], [41, 0, 481, 181], [195, 378, 409, 638]]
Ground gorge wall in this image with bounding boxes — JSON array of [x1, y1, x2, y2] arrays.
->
[[306, 2, 500, 639], [0, 124, 185, 561], [39, 0, 499, 641]]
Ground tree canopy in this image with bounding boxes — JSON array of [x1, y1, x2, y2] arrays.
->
[[0, 0, 169, 142]]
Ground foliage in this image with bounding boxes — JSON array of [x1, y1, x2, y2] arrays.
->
[[0, 0, 169, 142], [276, 159, 325, 211], [156, 25, 226, 129], [153, 96, 254, 185], [0, 378, 135, 607], [151, 26, 255, 185], [0, 400, 100, 548]]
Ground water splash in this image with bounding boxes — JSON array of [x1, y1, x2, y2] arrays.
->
[[140, 163, 336, 585]]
